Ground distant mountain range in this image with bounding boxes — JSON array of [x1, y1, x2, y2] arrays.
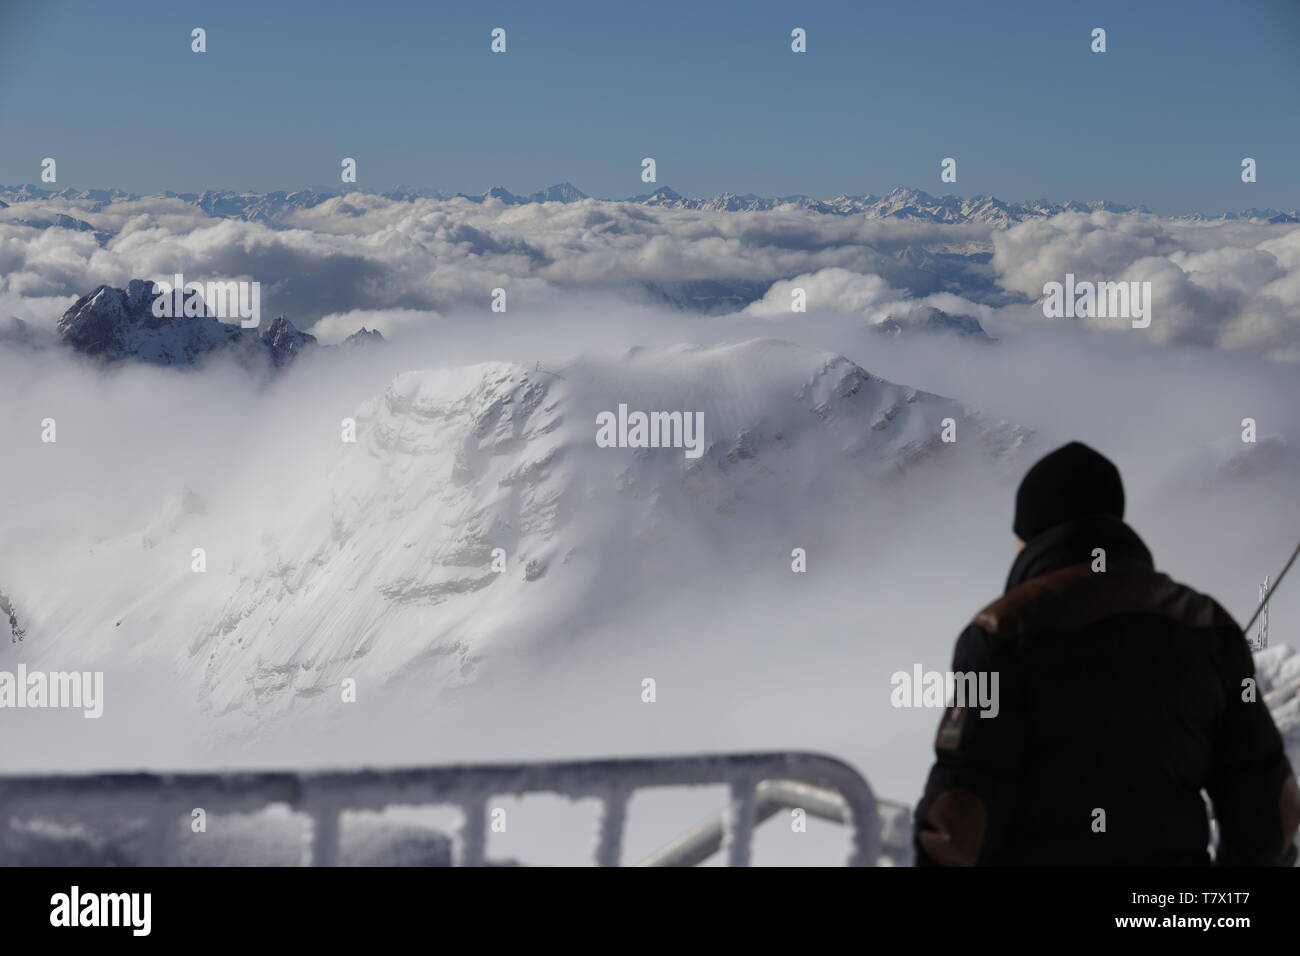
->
[[1, 184, 1296, 228]]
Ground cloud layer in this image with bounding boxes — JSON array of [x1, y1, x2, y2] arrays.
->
[[2, 195, 1299, 358]]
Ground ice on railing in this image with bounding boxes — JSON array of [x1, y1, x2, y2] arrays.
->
[[0, 752, 883, 867]]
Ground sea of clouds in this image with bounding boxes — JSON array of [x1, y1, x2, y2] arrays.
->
[[3, 194, 1300, 359]]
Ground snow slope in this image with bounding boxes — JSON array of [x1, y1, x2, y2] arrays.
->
[[4, 339, 1029, 724]]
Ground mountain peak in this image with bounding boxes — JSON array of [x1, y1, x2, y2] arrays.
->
[[260, 316, 317, 367], [482, 185, 526, 204], [162, 339, 1027, 715], [343, 326, 386, 347], [528, 182, 588, 203], [55, 280, 317, 369]]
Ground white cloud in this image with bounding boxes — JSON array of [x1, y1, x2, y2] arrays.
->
[[312, 307, 435, 343], [1, 196, 1298, 358], [991, 211, 1300, 355]]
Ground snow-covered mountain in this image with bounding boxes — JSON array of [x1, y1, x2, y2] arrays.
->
[[635, 187, 1152, 227], [528, 182, 589, 203], [874, 306, 993, 341], [5, 339, 1031, 722], [3, 182, 1296, 227], [54, 280, 378, 368], [58, 280, 255, 366], [465, 183, 592, 205], [190, 189, 332, 224], [574, 186, 1163, 226], [57, 280, 301, 369]]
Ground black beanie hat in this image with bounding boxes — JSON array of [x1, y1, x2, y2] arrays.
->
[[1014, 442, 1125, 541]]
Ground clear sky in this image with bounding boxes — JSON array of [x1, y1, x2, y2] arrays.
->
[[1, 0, 1297, 213]]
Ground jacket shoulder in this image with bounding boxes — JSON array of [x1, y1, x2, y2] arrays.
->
[[971, 564, 1238, 639]]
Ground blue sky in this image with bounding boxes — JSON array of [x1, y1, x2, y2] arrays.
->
[[1, 0, 1297, 213]]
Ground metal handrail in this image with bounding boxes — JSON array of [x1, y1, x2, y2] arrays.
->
[[0, 750, 883, 866], [639, 779, 909, 867]]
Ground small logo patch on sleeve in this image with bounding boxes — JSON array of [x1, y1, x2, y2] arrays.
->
[[936, 705, 968, 750]]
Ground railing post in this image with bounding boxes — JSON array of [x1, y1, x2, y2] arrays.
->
[[311, 805, 341, 867], [723, 779, 759, 867], [457, 796, 487, 866], [594, 788, 629, 867], [141, 805, 181, 865]]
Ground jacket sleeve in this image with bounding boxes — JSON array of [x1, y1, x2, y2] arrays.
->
[[1205, 623, 1297, 866], [913, 622, 1024, 866]]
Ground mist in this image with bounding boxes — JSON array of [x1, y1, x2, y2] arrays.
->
[[2, 286, 1295, 822]]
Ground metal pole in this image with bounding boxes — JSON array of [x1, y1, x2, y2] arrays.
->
[[1243, 540, 1300, 635]]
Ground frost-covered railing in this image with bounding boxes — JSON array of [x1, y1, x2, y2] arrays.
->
[[639, 778, 910, 867], [0, 751, 882, 866]]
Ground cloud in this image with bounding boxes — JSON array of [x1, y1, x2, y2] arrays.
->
[[311, 307, 435, 343], [991, 211, 1300, 356], [1, 195, 1298, 359]]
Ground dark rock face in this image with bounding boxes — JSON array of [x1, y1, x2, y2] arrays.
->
[[0, 589, 24, 643], [260, 315, 318, 367], [875, 306, 994, 341], [342, 327, 385, 347], [57, 280, 248, 365], [56, 280, 315, 369], [50, 280, 387, 370]]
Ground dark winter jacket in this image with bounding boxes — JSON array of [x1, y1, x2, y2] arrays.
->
[[914, 514, 1296, 866]]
